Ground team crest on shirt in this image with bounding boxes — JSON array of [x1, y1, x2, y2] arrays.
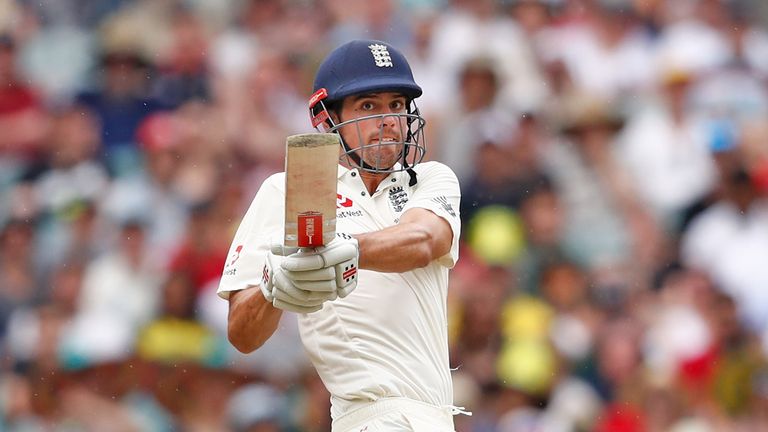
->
[[388, 186, 409, 213]]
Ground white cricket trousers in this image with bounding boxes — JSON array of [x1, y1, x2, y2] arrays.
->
[[331, 398, 456, 432]]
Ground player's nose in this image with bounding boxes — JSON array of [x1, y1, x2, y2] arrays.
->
[[377, 113, 398, 129]]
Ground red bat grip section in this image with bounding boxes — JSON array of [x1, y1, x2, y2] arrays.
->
[[297, 212, 324, 247]]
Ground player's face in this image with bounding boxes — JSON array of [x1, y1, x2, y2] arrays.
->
[[335, 92, 408, 170]]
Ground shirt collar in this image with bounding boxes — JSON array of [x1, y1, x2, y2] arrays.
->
[[337, 164, 406, 192], [337, 164, 350, 179], [337, 163, 405, 179]]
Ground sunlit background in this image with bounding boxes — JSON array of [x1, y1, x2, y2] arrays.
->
[[1, 0, 768, 430]]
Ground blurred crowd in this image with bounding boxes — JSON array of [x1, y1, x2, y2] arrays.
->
[[0, 0, 767, 430]]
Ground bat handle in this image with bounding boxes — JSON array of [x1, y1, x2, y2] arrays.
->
[[297, 213, 324, 247], [295, 247, 319, 256]]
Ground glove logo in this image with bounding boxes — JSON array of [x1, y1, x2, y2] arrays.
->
[[342, 264, 357, 283], [261, 263, 270, 285]]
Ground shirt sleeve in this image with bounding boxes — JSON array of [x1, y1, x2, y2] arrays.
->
[[217, 173, 285, 300], [401, 162, 461, 268]]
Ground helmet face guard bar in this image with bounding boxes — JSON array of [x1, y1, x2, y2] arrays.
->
[[332, 112, 426, 173], [309, 88, 427, 174]]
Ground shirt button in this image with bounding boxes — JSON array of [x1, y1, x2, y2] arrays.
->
[[391, 178, 396, 182], [360, 191, 366, 196], [351, 172, 357, 177]]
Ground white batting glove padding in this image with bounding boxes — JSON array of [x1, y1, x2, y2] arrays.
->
[[281, 234, 359, 298], [259, 251, 279, 303], [271, 270, 338, 313], [260, 243, 337, 314]]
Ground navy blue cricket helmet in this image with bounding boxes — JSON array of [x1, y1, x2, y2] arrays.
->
[[309, 40, 426, 182], [312, 39, 422, 103]]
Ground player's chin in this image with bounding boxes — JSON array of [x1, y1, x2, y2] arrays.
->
[[360, 144, 400, 168], [362, 155, 398, 171]]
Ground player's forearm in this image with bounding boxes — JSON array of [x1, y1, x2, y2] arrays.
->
[[227, 287, 282, 353], [355, 222, 438, 272]]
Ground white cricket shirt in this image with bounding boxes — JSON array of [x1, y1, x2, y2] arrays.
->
[[218, 161, 461, 419]]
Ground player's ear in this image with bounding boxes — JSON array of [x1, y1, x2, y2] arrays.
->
[[328, 104, 342, 124], [329, 99, 346, 124]]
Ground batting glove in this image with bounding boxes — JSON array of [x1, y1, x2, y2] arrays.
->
[[281, 233, 359, 298], [260, 243, 338, 314]]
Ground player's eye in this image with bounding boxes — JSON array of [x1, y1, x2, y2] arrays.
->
[[361, 101, 375, 111], [390, 100, 405, 111]]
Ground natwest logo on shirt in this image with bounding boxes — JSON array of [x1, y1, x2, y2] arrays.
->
[[336, 193, 363, 218], [337, 193, 353, 208], [223, 245, 242, 276]]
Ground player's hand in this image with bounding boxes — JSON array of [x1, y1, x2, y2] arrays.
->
[[260, 244, 338, 314], [281, 233, 359, 298], [259, 244, 295, 303]]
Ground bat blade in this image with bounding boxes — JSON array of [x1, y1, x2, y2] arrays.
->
[[284, 133, 340, 248]]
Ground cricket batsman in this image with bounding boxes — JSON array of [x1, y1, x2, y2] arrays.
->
[[218, 39, 465, 431]]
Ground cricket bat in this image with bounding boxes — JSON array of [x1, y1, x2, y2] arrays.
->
[[284, 133, 340, 248]]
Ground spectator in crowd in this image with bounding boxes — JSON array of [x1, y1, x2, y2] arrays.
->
[[0, 34, 47, 167], [617, 66, 718, 231], [0, 219, 42, 340], [542, 0, 655, 100], [4, 260, 85, 372], [137, 272, 226, 367], [681, 148, 768, 334], [429, 0, 546, 111], [436, 57, 517, 184], [75, 23, 162, 175], [542, 93, 643, 270], [150, 9, 211, 109], [78, 219, 162, 333], [101, 111, 191, 267]]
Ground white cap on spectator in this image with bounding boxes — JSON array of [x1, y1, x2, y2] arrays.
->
[[57, 311, 135, 370], [227, 383, 284, 431]]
